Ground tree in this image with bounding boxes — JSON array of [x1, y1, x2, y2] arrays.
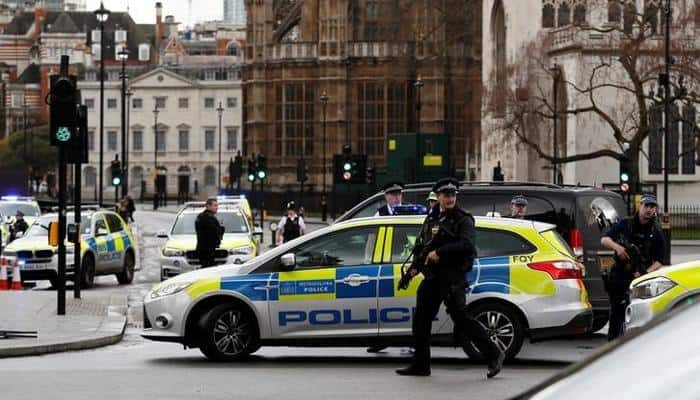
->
[[484, 0, 700, 187], [0, 125, 58, 180]]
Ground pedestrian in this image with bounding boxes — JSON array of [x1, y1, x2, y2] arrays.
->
[[375, 182, 404, 216], [126, 195, 136, 223], [426, 191, 438, 210], [600, 194, 665, 341], [195, 198, 225, 268], [117, 198, 130, 222], [395, 177, 504, 378], [9, 210, 29, 241], [276, 201, 306, 245], [509, 195, 528, 219]]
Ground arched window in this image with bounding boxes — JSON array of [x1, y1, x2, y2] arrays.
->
[[543, 3, 555, 28], [492, 0, 506, 116], [204, 166, 216, 186], [623, 2, 636, 34], [573, 3, 586, 25], [608, 0, 621, 23], [644, 2, 659, 35], [558, 2, 571, 26], [130, 166, 144, 188], [227, 43, 239, 56]]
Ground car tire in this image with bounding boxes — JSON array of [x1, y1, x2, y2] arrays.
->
[[49, 276, 60, 289], [198, 303, 259, 361], [81, 254, 95, 289], [590, 315, 609, 333], [116, 251, 135, 285], [462, 302, 525, 361]]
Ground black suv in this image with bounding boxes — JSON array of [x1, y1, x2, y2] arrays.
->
[[336, 181, 627, 332]]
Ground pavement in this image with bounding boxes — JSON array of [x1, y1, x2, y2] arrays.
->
[[0, 290, 127, 358]]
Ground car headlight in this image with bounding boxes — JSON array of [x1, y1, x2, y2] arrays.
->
[[229, 245, 253, 255], [631, 277, 677, 299], [3, 251, 16, 257], [162, 247, 184, 257], [150, 281, 193, 299]]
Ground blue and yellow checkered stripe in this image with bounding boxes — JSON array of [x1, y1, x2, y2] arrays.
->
[[84, 231, 132, 254]]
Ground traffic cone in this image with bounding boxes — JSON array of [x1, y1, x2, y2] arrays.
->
[[10, 259, 23, 290], [0, 258, 8, 290]]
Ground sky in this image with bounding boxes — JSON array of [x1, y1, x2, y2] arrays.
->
[[85, 0, 223, 27]]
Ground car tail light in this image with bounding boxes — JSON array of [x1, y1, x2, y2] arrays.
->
[[528, 260, 582, 280], [569, 228, 584, 258]]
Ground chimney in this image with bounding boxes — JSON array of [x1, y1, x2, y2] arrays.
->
[[34, 1, 47, 39], [155, 2, 163, 48]]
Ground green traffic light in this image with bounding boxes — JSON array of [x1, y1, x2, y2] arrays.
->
[[112, 177, 121, 186], [56, 126, 71, 142], [343, 162, 352, 171], [247, 173, 255, 182], [620, 172, 630, 182], [257, 170, 266, 180]]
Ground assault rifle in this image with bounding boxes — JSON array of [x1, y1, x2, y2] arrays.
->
[[614, 236, 648, 276]]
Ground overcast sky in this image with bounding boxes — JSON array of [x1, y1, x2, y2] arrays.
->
[[85, 0, 223, 27]]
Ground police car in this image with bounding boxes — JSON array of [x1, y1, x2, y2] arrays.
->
[[0, 196, 42, 240], [159, 202, 261, 281], [625, 260, 700, 331], [2, 209, 136, 288], [143, 216, 592, 361], [215, 195, 254, 226]]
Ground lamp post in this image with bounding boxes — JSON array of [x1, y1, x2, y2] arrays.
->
[[661, 0, 672, 263], [23, 96, 29, 193], [320, 91, 329, 221], [414, 75, 423, 183], [217, 101, 224, 194], [549, 65, 561, 184], [94, 2, 110, 206], [0, 63, 8, 141], [153, 105, 159, 210], [125, 88, 133, 194], [118, 48, 129, 197]]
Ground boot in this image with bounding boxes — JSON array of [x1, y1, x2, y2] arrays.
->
[[487, 351, 505, 379], [395, 364, 431, 377]]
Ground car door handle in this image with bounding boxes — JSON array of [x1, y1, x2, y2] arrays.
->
[[343, 274, 370, 287]]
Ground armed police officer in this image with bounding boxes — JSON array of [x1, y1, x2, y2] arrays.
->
[[396, 178, 504, 378], [601, 194, 665, 341], [195, 198, 225, 268]]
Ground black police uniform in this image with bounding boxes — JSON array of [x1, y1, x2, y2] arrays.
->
[[397, 178, 503, 378], [282, 215, 302, 243], [10, 218, 29, 241], [195, 210, 224, 268], [602, 213, 665, 340]]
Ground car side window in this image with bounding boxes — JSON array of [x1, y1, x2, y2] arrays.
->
[[475, 228, 536, 257], [352, 198, 385, 219], [390, 225, 422, 262], [293, 227, 378, 270], [94, 216, 108, 235], [105, 214, 123, 233]]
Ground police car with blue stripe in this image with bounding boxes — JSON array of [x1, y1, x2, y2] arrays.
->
[[2, 209, 136, 288], [143, 215, 592, 361]]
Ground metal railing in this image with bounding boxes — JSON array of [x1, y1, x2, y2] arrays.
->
[[669, 205, 700, 240]]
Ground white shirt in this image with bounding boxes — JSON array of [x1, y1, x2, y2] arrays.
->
[[277, 215, 306, 231]]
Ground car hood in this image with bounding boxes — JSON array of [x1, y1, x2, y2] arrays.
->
[[631, 260, 700, 288], [165, 234, 253, 251], [156, 263, 248, 288], [5, 236, 56, 252]]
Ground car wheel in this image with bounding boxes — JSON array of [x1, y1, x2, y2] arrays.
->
[[462, 302, 525, 361], [590, 314, 609, 333], [49, 276, 60, 289], [116, 251, 135, 285], [81, 254, 95, 289], [198, 303, 259, 361]]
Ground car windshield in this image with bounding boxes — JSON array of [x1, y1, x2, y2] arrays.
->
[[0, 203, 41, 217], [171, 211, 249, 235], [26, 214, 92, 237]]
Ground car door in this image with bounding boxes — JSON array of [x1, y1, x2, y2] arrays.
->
[[267, 225, 383, 338], [91, 214, 112, 272], [377, 224, 451, 337], [105, 213, 129, 271]]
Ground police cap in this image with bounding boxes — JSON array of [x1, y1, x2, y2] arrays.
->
[[432, 178, 459, 194], [640, 194, 658, 207], [511, 195, 528, 206], [382, 181, 404, 194]]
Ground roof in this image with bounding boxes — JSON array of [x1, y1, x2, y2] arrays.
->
[[17, 63, 40, 84], [47, 12, 80, 34], [334, 214, 555, 232]]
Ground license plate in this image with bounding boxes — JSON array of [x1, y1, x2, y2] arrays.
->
[[599, 256, 615, 270], [22, 263, 50, 271]]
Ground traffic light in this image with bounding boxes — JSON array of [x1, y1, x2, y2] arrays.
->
[[619, 155, 632, 194], [366, 165, 375, 185], [297, 159, 309, 183], [110, 159, 122, 186], [247, 157, 256, 182], [49, 73, 78, 148], [256, 153, 267, 180], [342, 158, 353, 182]]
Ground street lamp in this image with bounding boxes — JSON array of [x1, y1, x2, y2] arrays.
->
[[22, 96, 29, 193], [414, 75, 424, 183], [320, 91, 329, 221], [217, 101, 224, 194], [549, 65, 562, 185], [118, 48, 129, 197], [94, 1, 110, 206], [153, 105, 159, 210], [661, 0, 672, 263], [125, 88, 133, 194], [0, 62, 8, 140]]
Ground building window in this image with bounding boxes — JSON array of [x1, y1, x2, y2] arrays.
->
[[204, 98, 215, 108], [682, 105, 696, 175], [107, 98, 117, 109], [178, 98, 189, 108], [227, 44, 239, 56], [155, 97, 167, 109], [92, 44, 101, 60], [11, 94, 23, 108], [156, 131, 166, 152], [357, 81, 385, 157], [132, 98, 143, 109], [492, 0, 506, 116], [204, 70, 215, 80], [179, 130, 189, 151], [132, 130, 143, 151], [87, 130, 94, 151], [227, 97, 237, 108], [227, 69, 239, 80], [644, 2, 660, 35], [558, 2, 571, 26], [85, 98, 95, 109], [573, 3, 586, 25], [275, 83, 315, 158], [624, 2, 636, 34], [649, 106, 662, 174], [543, 3, 555, 28], [86, 71, 97, 81], [107, 131, 117, 151], [84, 167, 96, 187], [205, 129, 215, 150], [204, 166, 216, 186], [227, 127, 238, 150], [138, 44, 150, 61], [608, 0, 621, 23]]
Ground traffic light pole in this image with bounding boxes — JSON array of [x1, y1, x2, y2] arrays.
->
[[259, 178, 264, 243], [73, 161, 81, 299], [57, 144, 67, 315]]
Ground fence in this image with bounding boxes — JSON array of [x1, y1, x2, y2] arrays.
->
[[669, 205, 700, 240]]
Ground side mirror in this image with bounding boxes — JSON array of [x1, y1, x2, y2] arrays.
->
[[96, 227, 109, 237], [269, 222, 278, 232], [280, 253, 296, 270], [157, 230, 169, 238]]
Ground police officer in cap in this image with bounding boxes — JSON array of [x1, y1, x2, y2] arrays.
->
[[375, 182, 404, 216], [600, 194, 665, 340], [276, 201, 306, 245], [195, 198, 225, 268], [10, 210, 29, 242], [396, 177, 504, 378], [510, 195, 528, 219]]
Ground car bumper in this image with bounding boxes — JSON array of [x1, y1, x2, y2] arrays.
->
[[625, 285, 687, 331], [3, 254, 76, 280], [160, 254, 254, 279], [530, 309, 594, 340], [141, 289, 192, 342]]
